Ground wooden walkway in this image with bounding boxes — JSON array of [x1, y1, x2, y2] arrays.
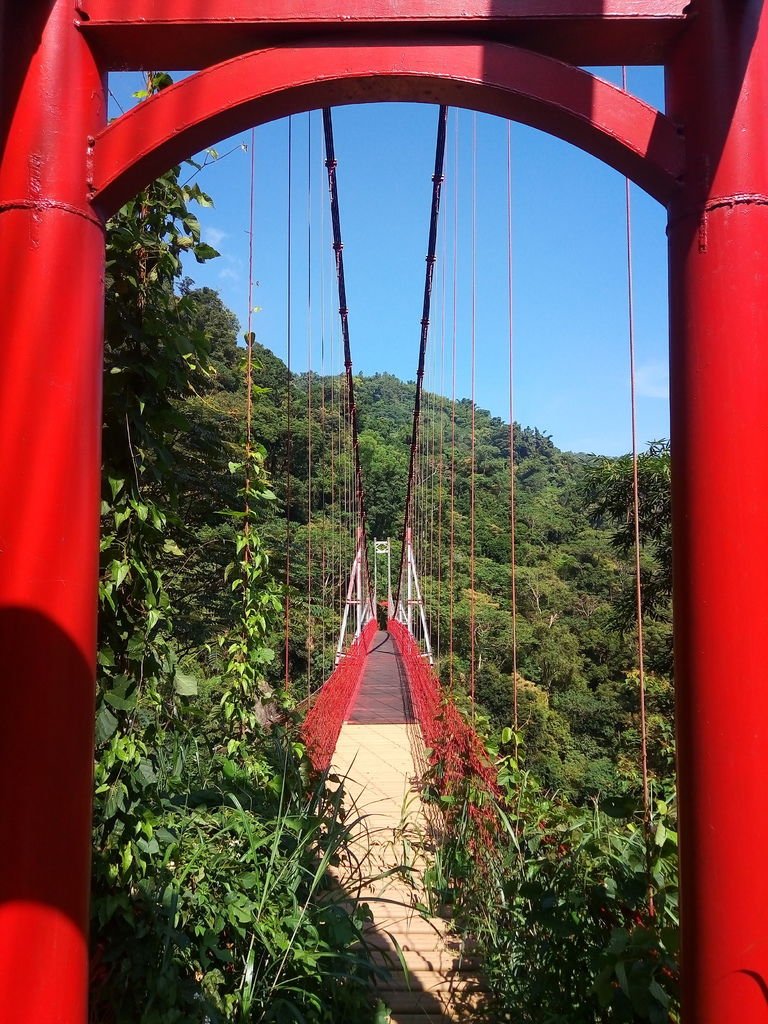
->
[[332, 630, 487, 1023], [347, 629, 414, 724]]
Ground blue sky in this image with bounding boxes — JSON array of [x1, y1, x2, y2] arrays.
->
[[109, 68, 670, 456]]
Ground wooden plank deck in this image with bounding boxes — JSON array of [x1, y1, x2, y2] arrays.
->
[[333, 630, 488, 1022]]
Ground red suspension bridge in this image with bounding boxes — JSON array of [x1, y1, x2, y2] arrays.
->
[[300, 104, 495, 799], [300, 113, 499, 1009], [2, 3, 768, 1022]]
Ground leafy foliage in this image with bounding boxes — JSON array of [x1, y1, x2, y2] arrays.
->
[[582, 441, 673, 675], [422, 739, 679, 1023], [92, 728, 381, 1024], [92, 82, 382, 1022]]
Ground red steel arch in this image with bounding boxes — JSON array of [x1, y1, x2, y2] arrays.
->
[[91, 39, 683, 214]]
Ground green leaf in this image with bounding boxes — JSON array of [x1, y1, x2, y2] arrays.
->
[[105, 681, 137, 711], [373, 1000, 390, 1024], [606, 928, 629, 956], [107, 476, 125, 499], [136, 758, 157, 787], [95, 705, 119, 745], [174, 670, 198, 696], [114, 562, 130, 587], [193, 243, 220, 263], [649, 979, 670, 1007]]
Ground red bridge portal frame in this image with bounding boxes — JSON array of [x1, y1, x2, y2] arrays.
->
[[1, 2, 767, 1021]]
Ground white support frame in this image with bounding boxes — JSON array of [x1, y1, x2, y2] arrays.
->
[[335, 529, 375, 663], [395, 527, 434, 664]]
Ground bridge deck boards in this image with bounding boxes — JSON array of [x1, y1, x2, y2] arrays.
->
[[333, 644, 487, 1022], [347, 629, 414, 724]]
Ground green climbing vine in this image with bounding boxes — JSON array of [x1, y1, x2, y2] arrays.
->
[[90, 75, 383, 1024], [219, 444, 282, 743]]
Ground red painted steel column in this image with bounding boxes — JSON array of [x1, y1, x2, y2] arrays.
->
[[0, 3, 105, 1022], [666, 4, 768, 1019]]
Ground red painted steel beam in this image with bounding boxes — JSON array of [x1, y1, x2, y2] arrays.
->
[[0, 3, 106, 1023], [78, 0, 690, 69], [666, 3, 768, 1019], [90, 39, 683, 216]]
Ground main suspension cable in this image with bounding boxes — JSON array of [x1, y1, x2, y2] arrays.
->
[[395, 104, 449, 611], [321, 107, 374, 615]]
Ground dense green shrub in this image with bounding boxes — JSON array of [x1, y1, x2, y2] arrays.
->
[[422, 738, 679, 1023], [91, 726, 382, 1023]]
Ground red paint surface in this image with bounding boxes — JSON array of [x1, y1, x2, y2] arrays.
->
[[302, 621, 377, 771], [0, 3, 105, 1022], [666, 3, 768, 1019], [91, 40, 682, 216], [79, 0, 688, 70]]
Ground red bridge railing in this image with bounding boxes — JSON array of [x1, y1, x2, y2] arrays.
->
[[388, 619, 500, 838], [301, 620, 377, 771]]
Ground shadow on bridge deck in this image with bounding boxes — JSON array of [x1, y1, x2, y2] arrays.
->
[[347, 629, 414, 725], [332, 629, 490, 1022]]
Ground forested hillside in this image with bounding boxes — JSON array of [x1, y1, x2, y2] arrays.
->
[[158, 294, 673, 802]]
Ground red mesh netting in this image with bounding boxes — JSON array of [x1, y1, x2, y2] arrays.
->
[[301, 620, 376, 771], [388, 618, 500, 842]]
